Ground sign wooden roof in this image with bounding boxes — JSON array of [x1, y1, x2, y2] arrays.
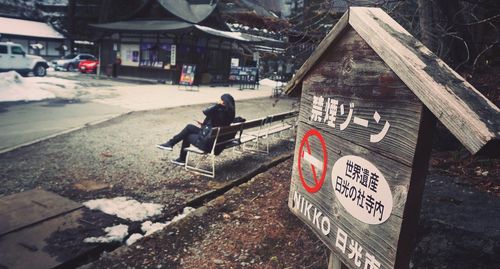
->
[[285, 7, 499, 155]]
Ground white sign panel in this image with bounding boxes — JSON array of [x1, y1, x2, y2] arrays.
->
[[331, 155, 393, 224], [120, 44, 140, 67], [230, 58, 239, 67], [170, 45, 176, 66]]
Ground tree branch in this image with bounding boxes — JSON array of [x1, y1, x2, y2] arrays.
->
[[459, 13, 500, 26]]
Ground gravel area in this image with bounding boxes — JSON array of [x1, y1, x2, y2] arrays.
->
[[0, 96, 299, 214]]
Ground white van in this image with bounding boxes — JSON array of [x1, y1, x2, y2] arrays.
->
[[0, 42, 49, 77]]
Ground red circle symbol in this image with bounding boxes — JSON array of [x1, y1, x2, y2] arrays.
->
[[298, 129, 328, 193]]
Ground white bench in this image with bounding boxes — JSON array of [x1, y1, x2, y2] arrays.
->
[[240, 110, 299, 154], [184, 110, 298, 178]]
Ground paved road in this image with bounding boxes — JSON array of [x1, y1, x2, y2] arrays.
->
[[0, 100, 128, 152], [0, 71, 277, 153]]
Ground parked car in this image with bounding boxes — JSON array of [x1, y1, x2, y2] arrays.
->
[[78, 59, 99, 74], [52, 53, 97, 71], [0, 42, 49, 77]]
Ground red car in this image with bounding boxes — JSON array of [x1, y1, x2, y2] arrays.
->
[[78, 59, 99, 74]]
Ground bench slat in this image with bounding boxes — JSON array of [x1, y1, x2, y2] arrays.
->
[[240, 134, 258, 144], [265, 124, 293, 135], [241, 118, 265, 129], [267, 110, 299, 122], [217, 124, 243, 137], [184, 110, 299, 178]]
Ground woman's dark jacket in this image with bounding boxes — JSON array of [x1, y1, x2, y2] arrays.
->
[[194, 94, 236, 153]]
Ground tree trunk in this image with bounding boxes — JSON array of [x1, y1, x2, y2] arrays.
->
[[417, 0, 440, 53], [99, 0, 112, 23]]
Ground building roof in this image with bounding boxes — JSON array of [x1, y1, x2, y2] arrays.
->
[[158, 0, 217, 24], [90, 19, 282, 43], [195, 25, 283, 43], [194, 25, 249, 41], [285, 7, 499, 155], [89, 20, 193, 33], [0, 17, 65, 40]]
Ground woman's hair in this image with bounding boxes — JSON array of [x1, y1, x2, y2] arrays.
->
[[220, 93, 235, 119]]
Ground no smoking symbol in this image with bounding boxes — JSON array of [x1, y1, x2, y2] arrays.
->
[[298, 129, 328, 193]]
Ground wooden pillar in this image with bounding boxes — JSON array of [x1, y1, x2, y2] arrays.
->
[[328, 253, 348, 269], [68, 0, 76, 52]]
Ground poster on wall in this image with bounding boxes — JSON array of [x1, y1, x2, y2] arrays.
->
[[120, 44, 140, 67], [179, 64, 196, 86]]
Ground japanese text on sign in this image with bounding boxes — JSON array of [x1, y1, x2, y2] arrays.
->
[[309, 95, 390, 143], [335, 227, 382, 269], [292, 191, 383, 269], [331, 155, 393, 224]]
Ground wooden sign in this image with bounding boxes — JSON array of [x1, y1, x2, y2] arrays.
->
[[287, 7, 499, 269], [228, 66, 258, 84], [288, 26, 433, 269], [170, 44, 176, 66]]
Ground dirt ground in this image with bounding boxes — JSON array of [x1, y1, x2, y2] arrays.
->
[[81, 149, 499, 269], [430, 150, 499, 196], [82, 159, 330, 269]]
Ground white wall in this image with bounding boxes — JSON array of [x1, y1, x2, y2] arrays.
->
[[121, 43, 140, 67]]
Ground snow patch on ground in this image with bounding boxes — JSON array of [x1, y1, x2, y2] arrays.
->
[[0, 71, 83, 102], [83, 197, 164, 221], [259, 78, 285, 87], [0, 71, 55, 102], [82, 198, 195, 246], [83, 224, 129, 244], [171, 206, 196, 224], [125, 207, 196, 246], [142, 221, 169, 236], [125, 233, 143, 246]]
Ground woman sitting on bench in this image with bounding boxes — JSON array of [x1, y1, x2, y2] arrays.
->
[[156, 93, 235, 166]]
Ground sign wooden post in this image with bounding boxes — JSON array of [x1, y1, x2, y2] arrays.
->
[[287, 7, 499, 269]]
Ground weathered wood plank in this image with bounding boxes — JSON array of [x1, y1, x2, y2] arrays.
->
[[0, 189, 82, 236], [349, 7, 500, 154], [289, 122, 410, 268], [0, 209, 88, 269], [289, 111, 434, 269], [329, 253, 348, 269], [394, 106, 435, 268], [298, 93, 422, 166], [299, 28, 423, 167], [285, 11, 349, 95]]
